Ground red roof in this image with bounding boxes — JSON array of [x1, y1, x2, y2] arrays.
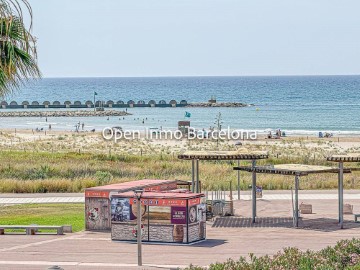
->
[[113, 191, 204, 199], [85, 179, 177, 191]]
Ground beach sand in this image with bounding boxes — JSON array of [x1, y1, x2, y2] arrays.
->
[[0, 128, 359, 155]]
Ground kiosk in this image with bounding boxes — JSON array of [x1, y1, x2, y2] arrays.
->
[[85, 179, 178, 231], [111, 191, 206, 244]]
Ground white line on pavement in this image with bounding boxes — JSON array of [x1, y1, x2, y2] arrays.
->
[[0, 234, 83, 252], [0, 197, 84, 204], [0, 261, 187, 269], [1, 193, 360, 204]]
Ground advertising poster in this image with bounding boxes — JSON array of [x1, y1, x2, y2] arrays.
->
[[171, 206, 187, 224], [188, 205, 197, 224], [111, 198, 130, 221], [197, 204, 206, 222]]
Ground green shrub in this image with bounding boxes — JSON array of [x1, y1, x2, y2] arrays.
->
[[94, 171, 113, 185], [182, 239, 360, 270], [28, 165, 54, 179]]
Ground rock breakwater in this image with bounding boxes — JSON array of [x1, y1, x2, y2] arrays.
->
[[0, 110, 131, 118]]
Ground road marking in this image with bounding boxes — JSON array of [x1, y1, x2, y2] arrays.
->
[[0, 261, 187, 269], [0, 197, 84, 204], [0, 234, 83, 252], [1, 193, 360, 205]]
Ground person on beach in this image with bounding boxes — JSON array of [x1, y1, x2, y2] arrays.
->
[[82, 123, 84, 130], [49, 124, 51, 130]]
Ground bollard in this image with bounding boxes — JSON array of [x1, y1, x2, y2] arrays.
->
[[48, 266, 64, 270]]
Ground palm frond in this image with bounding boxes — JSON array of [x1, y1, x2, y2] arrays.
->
[[0, 0, 40, 97]]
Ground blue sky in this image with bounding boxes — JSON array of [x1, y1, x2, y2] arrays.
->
[[31, 0, 360, 77]]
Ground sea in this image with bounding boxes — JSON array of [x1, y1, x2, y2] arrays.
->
[[2, 76, 360, 136]]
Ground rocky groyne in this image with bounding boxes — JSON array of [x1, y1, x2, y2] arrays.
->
[[0, 110, 131, 118], [186, 102, 252, 107], [0, 100, 253, 109]]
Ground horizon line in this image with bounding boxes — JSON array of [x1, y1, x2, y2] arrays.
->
[[40, 74, 360, 79]]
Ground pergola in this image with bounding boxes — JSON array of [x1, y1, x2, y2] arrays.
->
[[178, 149, 269, 196], [327, 153, 360, 228], [234, 164, 351, 228]]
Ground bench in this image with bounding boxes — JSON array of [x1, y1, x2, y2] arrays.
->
[[355, 214, 360, 223], [0, 225, 64, 235]]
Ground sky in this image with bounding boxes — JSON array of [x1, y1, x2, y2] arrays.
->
[[30, 0, 360, 77]]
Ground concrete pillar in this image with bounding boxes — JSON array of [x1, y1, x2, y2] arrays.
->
[[294, 175, 300, 227], [252, 160, 257, 223], [339, 162, 344, 229]]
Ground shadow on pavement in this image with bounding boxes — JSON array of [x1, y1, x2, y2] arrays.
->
[[211, 217, 360, 232], [191, 239, 227, 248]]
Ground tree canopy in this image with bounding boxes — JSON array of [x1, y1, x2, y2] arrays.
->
[[0, 0, 40, 97]]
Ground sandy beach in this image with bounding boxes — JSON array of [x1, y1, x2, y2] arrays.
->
[[1, 128, 360, 154]]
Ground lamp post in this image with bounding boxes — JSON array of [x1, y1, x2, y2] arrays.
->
[[134, 189, 144, 266], [93, 91, 98, 112]]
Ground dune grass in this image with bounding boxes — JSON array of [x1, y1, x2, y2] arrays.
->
[[0, 133, 359, 193], [0, 203, 84, 232], [0, 147, 359, 193]]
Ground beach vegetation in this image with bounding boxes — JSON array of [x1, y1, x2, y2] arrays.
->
[[182, 238, 360, 270], [0, 143, 358, 193], [0, 132, 358, 193]]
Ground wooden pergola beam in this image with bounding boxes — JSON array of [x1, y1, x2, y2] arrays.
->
[[234, 165, 351, 176], [178, 150, 269, 160]]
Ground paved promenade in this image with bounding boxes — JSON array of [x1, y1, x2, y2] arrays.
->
[[1, 197, 360, 269], [1, 190, 360, 204], [0, 197, 84, 204]]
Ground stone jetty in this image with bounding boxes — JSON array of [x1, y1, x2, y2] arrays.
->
[[0, 99, 252, 109], [0, 110, 131, 118], [0, 100, 188, 109], [186, 102, 251, 107]]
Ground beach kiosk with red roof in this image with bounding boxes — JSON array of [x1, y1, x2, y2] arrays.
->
[[111, 191, 206, 244], [85, 179, 178, 231]]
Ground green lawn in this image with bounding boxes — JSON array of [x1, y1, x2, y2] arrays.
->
[[0, 203, 84, 232]]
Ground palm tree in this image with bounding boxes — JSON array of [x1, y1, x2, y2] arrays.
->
[[0, 0, 40, 97]]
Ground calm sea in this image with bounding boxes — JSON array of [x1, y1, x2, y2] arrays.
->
[[2, 76, 360, 136]]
